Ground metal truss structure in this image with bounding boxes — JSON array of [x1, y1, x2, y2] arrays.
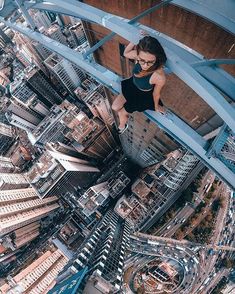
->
[[0, 0, 235, 189]]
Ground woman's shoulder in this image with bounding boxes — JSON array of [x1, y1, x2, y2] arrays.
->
[[150, 68, 166, 86]]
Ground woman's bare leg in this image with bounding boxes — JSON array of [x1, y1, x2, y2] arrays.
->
[[112, 94, 129, 129], [117, 107, 129, 129], [112, 94, 126, 112]]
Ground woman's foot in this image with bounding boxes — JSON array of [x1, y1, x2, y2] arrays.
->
[[118, 123, 128, 134]]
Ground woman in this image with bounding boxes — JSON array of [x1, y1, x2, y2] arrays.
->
[[112, 35, 167, 134]]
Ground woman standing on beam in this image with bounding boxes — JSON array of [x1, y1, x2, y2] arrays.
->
[[112, 33, 167, 134]]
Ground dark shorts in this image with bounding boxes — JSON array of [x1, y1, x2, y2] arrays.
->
[[121, 77, 163, 113]]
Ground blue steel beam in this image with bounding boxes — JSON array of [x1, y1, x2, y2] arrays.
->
[[48, 0, 141, 44], [24, 0, 235, 133], [0, 16, 121, 93], [15, 0, 37, 30], [194, 65, 235, 102], [23, 1, 97, 23], [25, 1, 235, 103], [171, 0, 235, 34], [192, 59, 235, 67], [83, 0, 174, 58]]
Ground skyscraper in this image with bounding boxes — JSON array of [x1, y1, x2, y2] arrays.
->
[[75, 81, 114, 126], [0, 123, 15, 156], [0, 187, 60, 244], [44, 53, 86, 94], [10, 80, 50, 117], [29, 10, 52, 30], [0, 173, 29, 190], [120, 114, 179, 167], [164, 151, 200, 190], [13, 32, 50, 74], [27, 149, 100, 198], [0, 248, 69, 293], [0, 156, 16, 172], [25, 67, 63, 107], [46, 24, 67, 45], [72, 210, 131, 293]]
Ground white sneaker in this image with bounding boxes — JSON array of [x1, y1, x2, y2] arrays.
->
[[118, 123, 128, 134]]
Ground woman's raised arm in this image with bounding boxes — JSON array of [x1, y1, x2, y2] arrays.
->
[[123, 42, 137, 59]]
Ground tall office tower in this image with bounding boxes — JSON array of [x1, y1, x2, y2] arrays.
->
[[13, 32, 50, 74], [59, 101, 117, 159], [0, 123, 15, 155], [0, 249, 69, 293], [29, 10, 52, 29], [25, 67, 63, 107], [27, 149, 100, 198], [72, 211, 131, 293], [0, 173, 29, 190], [121, 114, 179, 167], [6, 99, 42, 126], [10, 80, 50, 117], [164, 151, 200, 190], [82, 0, 234, 166], [75, 80, 114, 125], [65, 22, 87, 48], [29, 104, 69, 147], [0, 28, 12, 51], [30, 100, 116, 158], [46, 24, 67, 45], [0, 156, 16, 172], [6, 112, 37, 133], [44, 53, 86, 94], [47, 142, 97, 163], [0, 188, 59, 245]]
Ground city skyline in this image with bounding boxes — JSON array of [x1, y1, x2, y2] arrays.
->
[[0, 1, 234, 294]]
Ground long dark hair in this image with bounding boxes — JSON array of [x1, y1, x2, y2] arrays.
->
[[136, 36, 167, 76]]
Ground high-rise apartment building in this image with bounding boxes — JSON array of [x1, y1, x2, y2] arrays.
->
[[64, 22, 87, 48], [29, 10, 52, 30], [0, 173, 29, 190], [30, 100, 116, 159], [75, 80, 114, 125], [0, 123, 15, 156], [0, 248, 69, 293], [13, 32, 50, 74], [46, 24, 67, 45], [25, 67, 63, 107], [44, 53, 86, 94], [27, 149, 100, 198], [0, 156, 16, 173], [10, 80, 50, 117], [72, 210, 131, 293], [0, 187, 60, 242], [120, 114, 179, 167], [164, 151, 200, 190]]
